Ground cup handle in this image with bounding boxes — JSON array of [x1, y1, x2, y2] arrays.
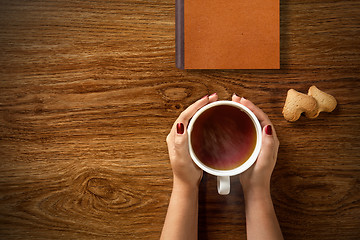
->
[[217, 176, 230, 195]]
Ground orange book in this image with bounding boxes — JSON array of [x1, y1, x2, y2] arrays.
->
[[176, 0, 280, 69]]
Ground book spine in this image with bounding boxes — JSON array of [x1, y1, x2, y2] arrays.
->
[[175, 0, 184, 69]]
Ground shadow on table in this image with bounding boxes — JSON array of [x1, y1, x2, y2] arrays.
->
[[198, 173, 246, 239]]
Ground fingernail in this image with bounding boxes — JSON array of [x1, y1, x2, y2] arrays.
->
[[177, 123, 184, 134], [210, 93, 217, 97], [265, 125, 272, 135], [201, 95, 209, 100], [233, 93, 238, 97], [241, 97, 246, 101]]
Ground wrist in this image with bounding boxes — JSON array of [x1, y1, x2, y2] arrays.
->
[[242, 184, 271, 201], [173, 177, 200, 194]]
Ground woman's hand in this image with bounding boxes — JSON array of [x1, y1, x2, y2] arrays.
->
[[232, 94, 280, 193], [166, 93, 218, 189], [232, 95, 283, 240], [161, 94, 218, 240]]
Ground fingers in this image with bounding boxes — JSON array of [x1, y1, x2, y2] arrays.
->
[[172, 94, 216, 151], [232, 94, 265, 122], [208, 92, 219, 103], [175, 94, 271, 132], [173, 93, 276, 136], [175, 96, 209, 129], [175, 93, 218, 130], [240, 97, 272, 127], [232, 93, 241, 103], [232, 94, 278, 139]]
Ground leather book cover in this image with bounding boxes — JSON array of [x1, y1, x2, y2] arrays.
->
[[176, 0, 280, 69]]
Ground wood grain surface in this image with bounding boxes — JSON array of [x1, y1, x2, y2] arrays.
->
[[0, 0, 359, 239]]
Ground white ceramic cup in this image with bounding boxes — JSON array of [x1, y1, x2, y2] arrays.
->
[[187, 100, 262, 195]]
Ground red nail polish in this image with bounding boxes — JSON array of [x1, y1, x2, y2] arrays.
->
[[177, 123, 184, 134], [265, 125, 272, 135]]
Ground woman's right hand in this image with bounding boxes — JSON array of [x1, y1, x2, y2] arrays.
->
[[232, 95, 280, 193]]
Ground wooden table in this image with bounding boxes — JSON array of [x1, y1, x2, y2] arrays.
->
[[0, 1, 359, 239]]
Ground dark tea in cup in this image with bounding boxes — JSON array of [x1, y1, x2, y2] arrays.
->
[[187, 101, 262, 195], [190, 104, 257, 170]]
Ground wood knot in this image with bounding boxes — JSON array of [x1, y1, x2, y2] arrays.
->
[[86, 177, 117, 200], [158, 86, 191, 101]]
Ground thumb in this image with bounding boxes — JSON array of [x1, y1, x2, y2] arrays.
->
[[257, 125, 277, 167], [174, 122, 188, 150]]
